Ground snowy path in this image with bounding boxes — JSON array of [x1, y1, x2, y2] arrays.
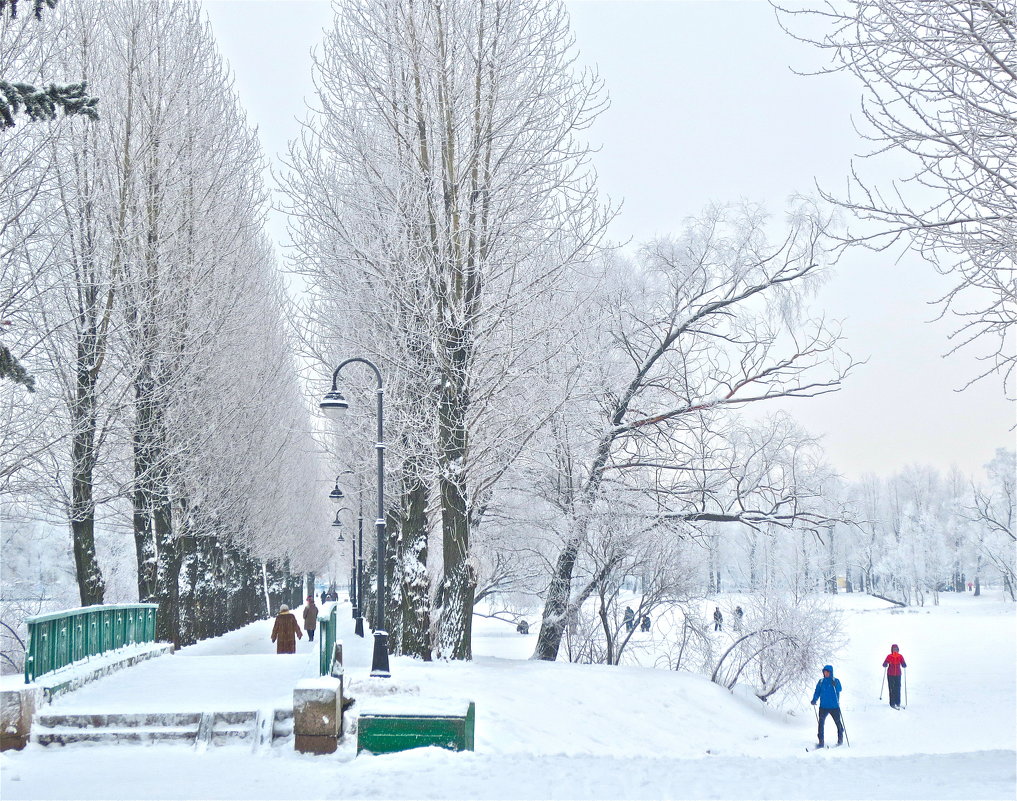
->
[[40, 603, 354, 714]]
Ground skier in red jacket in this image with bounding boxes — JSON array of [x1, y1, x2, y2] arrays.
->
[[882, 644, 907, 709]]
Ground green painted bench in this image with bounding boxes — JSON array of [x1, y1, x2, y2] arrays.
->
[[357, 699, 475, 755]]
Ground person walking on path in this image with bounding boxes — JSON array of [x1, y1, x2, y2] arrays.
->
[[811, 664, 845, 747], [271, 604, 303, 654], [303, 597, 319, 643], [882, 644, 907, 708], [624, 606, 635, 632], [713, 607, 723, 632], [734, 605, 744, 632]]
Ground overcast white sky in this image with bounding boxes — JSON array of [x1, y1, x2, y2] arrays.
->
[[203, 0, 1015, 483]]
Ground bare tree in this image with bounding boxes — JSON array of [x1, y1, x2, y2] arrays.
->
[[284, 0, 610, 660], [968, 448, 1016, 599], [532, 202, 858, 661], [774, 0, 1017, 395]]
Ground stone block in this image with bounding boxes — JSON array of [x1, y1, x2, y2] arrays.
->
[[294, 733, 338, 755], [1, 686, 43, 751], [293, 676, 342, 754]]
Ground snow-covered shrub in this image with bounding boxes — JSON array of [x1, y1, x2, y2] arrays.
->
[[709, 593, 844, 704]]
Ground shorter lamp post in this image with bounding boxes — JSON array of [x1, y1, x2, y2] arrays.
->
[[329, 474, 363, 633], [320, 357, 389, 678], [327, 494, 364, 638], [330, 513, 345, 601]]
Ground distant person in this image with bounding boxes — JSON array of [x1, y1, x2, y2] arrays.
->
[[734, 606, 744, 632], [321, 590, 328, 605], [516, 620, 529, 635], [967, 582, 973, 592], [882, 644, 907, 709], [810, 664, 844, 747], [640, 615, 651, 632], [303, 596, 319, 643], [270, 604, 303, 654], [713, 607, 723, 632], [623, 606, 635, 632]]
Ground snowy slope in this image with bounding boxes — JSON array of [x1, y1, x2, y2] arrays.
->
[[1, 593, 1013, 800]]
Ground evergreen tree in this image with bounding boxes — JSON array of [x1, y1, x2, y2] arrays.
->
[[0, 0, 97, 129]]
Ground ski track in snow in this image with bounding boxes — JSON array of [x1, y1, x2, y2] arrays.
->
[[1, 594, 1014, 800]]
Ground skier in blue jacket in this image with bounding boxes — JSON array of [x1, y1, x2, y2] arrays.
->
[[810, 664, 844, 747]]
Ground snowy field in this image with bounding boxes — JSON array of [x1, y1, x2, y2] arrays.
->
[[1, 592, 1013, 800]]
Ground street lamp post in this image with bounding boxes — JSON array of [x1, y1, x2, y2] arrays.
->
[[329, 472, 364, 636], [354, 501, 365, 638], [320, 357, 390, 678]]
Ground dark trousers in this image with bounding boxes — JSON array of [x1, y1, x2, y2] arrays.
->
[[307, 628, 315, 642], [888, 674, 901, 707], [817, 707, 843, 744]]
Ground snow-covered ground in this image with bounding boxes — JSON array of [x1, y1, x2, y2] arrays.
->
[[1, 593, 1013, 800]]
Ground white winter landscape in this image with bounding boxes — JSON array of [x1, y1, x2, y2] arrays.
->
[[3, 1, 1016, 800], [1, 594, 1014, 800]]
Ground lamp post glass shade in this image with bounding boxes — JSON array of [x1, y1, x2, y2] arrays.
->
[[329, 485, 344, 504], [331, 512, 343, 528], [319, 389, 349, 420]]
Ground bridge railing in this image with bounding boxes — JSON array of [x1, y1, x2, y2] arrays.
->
[[319, 604, 338, 676], [24, 604, 159, 684]]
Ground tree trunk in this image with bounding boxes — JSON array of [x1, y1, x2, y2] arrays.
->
[[533, 534, 581, 661], [400, 465, 432, 660], [69, 349, 106, 606], [436, 330, 474, 660]]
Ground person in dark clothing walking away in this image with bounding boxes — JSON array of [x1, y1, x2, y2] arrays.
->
[[624, 606, 635, 632], [270, 604, 303, 654], [882, 644, 907, 708], [640, 615, 651, 632], [303, 596, 319, 643], [713, 607, 723, 631], [811, 664, 844, 747]]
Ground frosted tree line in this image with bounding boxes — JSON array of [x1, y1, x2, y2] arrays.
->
[[1, 0, 330, 668], [286, 0, 1013, 679], [1, 0, 1012, 693]]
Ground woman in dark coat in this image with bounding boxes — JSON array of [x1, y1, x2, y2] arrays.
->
[[303, 597, 319, 643], [271, 604, 303, 654]]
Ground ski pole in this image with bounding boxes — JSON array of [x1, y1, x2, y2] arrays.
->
[[880, 666, 886, 700], [839, 710, 850, 747], [834, 682, 849, 747]]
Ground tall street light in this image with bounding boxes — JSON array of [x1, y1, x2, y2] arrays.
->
[[329, 472, 365, 637], [320, 357, 390, 678]]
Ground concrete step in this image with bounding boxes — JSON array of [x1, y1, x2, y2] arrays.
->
[[34, 726, 197, 746], [36, 711, 202, 729], [33, 709, 292, 747]]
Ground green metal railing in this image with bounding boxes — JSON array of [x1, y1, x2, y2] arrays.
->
[[24, 604, 159, 684], [319, 604, 338, 676]]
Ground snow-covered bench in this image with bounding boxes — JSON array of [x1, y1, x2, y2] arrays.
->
[[357, 698, 475, 755]]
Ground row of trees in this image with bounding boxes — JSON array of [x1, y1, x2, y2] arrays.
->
[[3, 0, 1011, 688], [293, 0, 1012, 669], [1, 0, 329, 660], [288, 0, 861, 666]]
